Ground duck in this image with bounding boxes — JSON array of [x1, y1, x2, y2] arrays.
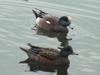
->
[[32, 8, 73, 33], [20, 43, 78, 68]]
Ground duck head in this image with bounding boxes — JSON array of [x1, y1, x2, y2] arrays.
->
[[59, 46, 78, 57], [58, 16, 73, 29]]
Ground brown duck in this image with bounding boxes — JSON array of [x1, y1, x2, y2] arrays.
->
[[20, 43, 78, 68], [32, 8, 73, 32]]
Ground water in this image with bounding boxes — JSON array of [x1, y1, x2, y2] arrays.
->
[[0, 0, 100, 75]]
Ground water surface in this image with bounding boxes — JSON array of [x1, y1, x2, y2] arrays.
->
[[0, 0, 100, 75]]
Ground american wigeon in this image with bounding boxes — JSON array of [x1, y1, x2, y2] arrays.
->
[[32, 8, 73, 32], [20, 43, 78, 67]]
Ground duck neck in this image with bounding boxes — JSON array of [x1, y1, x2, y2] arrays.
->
[[57, 68, 68, 75], [58, 55, 69, 60], [59, 50, 70, 57]]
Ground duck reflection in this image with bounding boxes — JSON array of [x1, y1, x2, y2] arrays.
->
[[20, 58, 57, 72], [36, 27, 59, 38], [34, 27, 71, 48], [20, 43, 78, 74], [20, 58, 68, 75]]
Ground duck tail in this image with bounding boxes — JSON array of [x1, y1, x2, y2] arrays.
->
[[27, 43, 34, 48], [32, 10, 39, 18], [27, 43, 39, 49], [19, 47, 29, 53], [19, 58, 30, 63], [35, 8, 47, 14]]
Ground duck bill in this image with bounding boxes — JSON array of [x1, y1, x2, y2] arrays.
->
[[67, 16, 72, 21], [71, 52, 78, 55]]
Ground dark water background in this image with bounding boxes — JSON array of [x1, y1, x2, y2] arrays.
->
[[0, 0, 100, 75]]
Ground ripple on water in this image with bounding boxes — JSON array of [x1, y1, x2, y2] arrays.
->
[[0, 0, 100, 75], [0, 49, 11, 53], [81, 68, 96, 73]]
